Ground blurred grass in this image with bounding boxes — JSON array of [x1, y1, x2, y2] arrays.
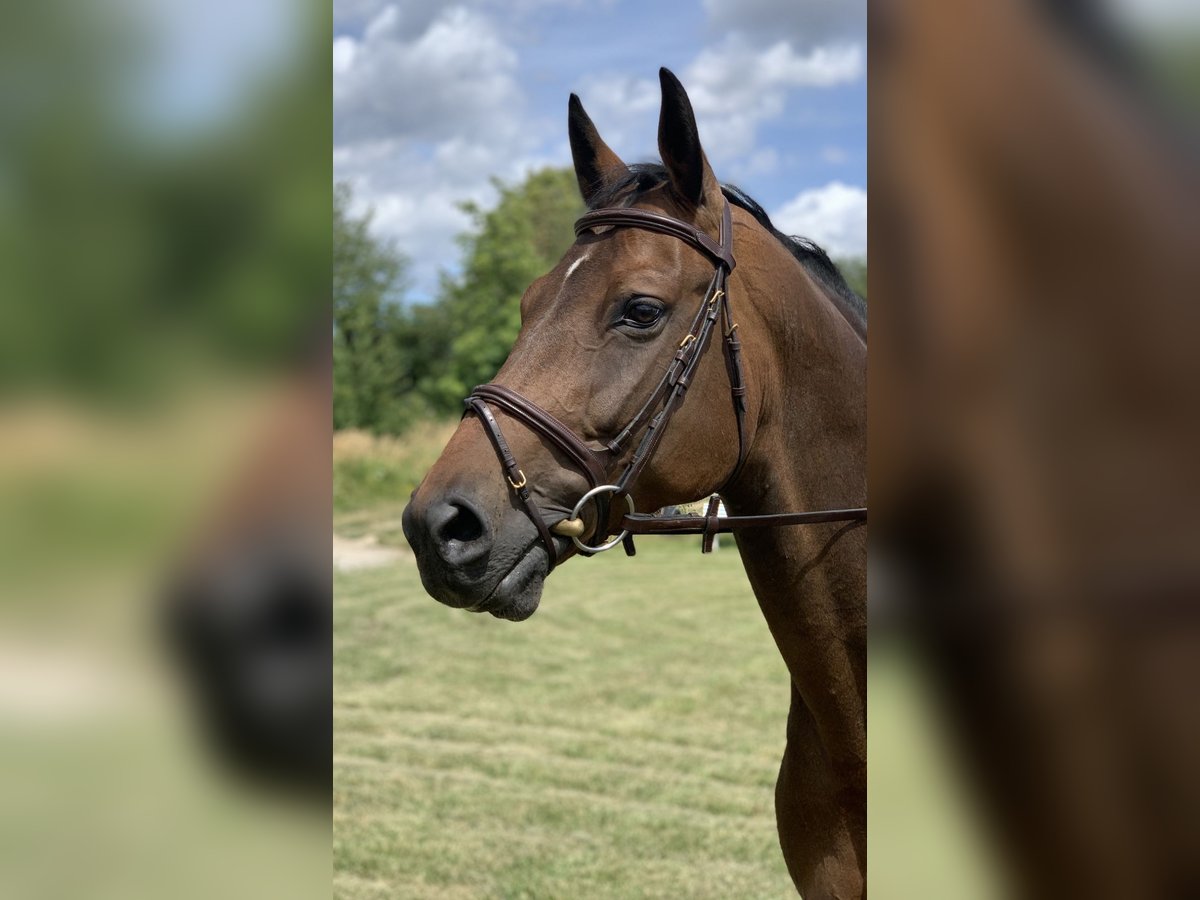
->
[[868, 641, 1004, 898], [334, 538, 797, 899], [0, 712, 328, 900], [0, 385, 331, 898], [0, 385, 278, 623]]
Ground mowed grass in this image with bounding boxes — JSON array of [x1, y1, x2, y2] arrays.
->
[[334, 537, 796, 899]]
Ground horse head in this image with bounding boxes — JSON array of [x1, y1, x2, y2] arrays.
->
[[403, 69, 764, 620]]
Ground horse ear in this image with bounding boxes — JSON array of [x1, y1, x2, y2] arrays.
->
[[568, 94, 626, 206], [657, 67, 720, 210]]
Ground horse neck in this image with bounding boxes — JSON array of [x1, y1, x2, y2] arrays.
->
[[723, 235, 867, 687]]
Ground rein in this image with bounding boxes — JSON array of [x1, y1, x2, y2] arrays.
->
[[464, 200, 866, 571]]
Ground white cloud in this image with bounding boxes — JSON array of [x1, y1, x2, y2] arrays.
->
[[334, 0, 382, 30], [336, 0, 610, 35], [576, 74, 660, 118], [702, 0, 866, 48], [772, 181, 867, 258], [567, 72, 661, 160], [334, 5, 551, 297], [332, 1, 866, 298], [360, 184, 476, 295], [332, 35, 356, 74], [573, 37, 861, 165], [689, 39, 864, 108], [684, 38, 863, 160], [335, 135, 552, 300], [334, 6, 523, 145], [335, 0, 445, 35]]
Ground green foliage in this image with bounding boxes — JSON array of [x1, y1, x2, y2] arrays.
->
[[428, 167, 585, 408], [0, 0, 330, 404], [835, 257, 868, 299], [333, 185, 413, 433], [333, 167, 584, 431]]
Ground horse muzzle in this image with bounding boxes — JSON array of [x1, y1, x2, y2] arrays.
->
[[401, 490, 552, 620]]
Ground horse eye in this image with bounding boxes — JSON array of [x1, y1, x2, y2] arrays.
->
[[621, 298, 663, 328]]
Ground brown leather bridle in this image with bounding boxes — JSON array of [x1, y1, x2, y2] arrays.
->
[[465, 200, 866, 571]]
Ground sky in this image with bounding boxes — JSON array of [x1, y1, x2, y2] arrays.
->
[[121, 0, 303, 135], [333, 0, 867, 301]]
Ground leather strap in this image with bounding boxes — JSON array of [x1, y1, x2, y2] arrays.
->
[[719, 270, 749, 488], [466, 397, 560, 568], [623, 507, 867, 535], [614, 265, 726, 494], [470, 384, 610, 487], [465, 388, 613, 555], [604, 288, 714, 454], [575, 206, 735, 272], [701, 494, 721, 553]]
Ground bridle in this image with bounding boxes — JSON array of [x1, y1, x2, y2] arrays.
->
[[465, 199, 866, 571]]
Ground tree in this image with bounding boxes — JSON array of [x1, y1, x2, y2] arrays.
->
[[333, 184, 410, 432], [835, 257, 868, 300], [425, 167, 584, 409]]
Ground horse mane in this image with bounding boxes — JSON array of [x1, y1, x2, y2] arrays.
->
[[588, 163, 867, 336]]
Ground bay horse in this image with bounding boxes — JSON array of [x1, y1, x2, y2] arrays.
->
[[871, 1, 1200, 895], [402, 69, 866, 898], [164, 335, 331, 798]]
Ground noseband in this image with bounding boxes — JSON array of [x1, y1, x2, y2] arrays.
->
[[465, 200, 866, 571]]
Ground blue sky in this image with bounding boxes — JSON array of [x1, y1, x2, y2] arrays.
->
[[333, 0, 866, 300]]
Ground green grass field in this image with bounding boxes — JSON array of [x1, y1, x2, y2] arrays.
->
[[334, 537, 800, 899], [333, 430, 1002, 899], [333, 546, 1004, 899]]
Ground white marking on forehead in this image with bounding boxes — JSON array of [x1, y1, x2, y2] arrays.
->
[[564, 252, 589, 281]]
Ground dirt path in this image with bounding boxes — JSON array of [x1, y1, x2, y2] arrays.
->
[[333, 534, 408, 572]]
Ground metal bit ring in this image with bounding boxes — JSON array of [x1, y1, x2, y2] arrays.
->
[[568, 484, 636, 554]]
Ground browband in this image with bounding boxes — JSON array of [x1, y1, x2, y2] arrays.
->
[[574, 206, 735, 272]]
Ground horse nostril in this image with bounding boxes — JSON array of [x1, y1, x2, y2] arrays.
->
[[436, 502, 486, 545], [411, 495, 492, 567]]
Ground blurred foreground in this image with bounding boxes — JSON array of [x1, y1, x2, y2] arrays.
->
[[871, 1, 1200, 897], [0, 0, 330, 897]]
